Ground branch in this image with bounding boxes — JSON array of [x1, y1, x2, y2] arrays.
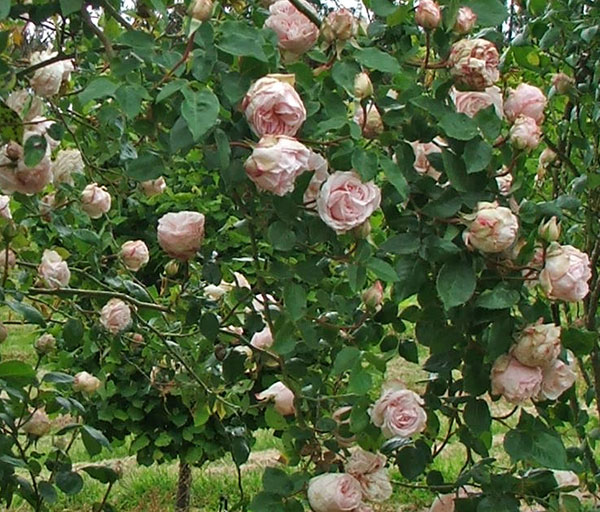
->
[[98, 0, 133, 30], [16, 53, 75, 78], [543, 136, 580, 176], [81, 4, 114, 59], [288, 0, 321, 28]]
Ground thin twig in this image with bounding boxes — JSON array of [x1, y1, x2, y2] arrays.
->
[[98, 0, 133, 30], [81, 4, 114, 59]]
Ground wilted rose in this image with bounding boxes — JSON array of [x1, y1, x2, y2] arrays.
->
[[140, 176, 167, 197], [52, 149, 84, 185], [250, 326, 273, 350], [539, 350, 577, 400], [81, 183, 111, 219], [345, 449, 392, 502], [264, 0, 319, 58], [539, 243, 591, 302], [495, 170, 513, 196], [511, 321, 561, 368], [490, 354, 543, 404], [22, 409, 51, 437], [463, 202, 519, 253], [415, 0, 441, 29], [100, 298, 132, 335], [321, 9, 357, 42], [449, 39, 500, 91], [255, 381, 295, 416], [307, 473, 363, 512], [370, 385, 427, 438], [453, 6, 477, 34], [73, 371, 101, 394], [451, 86, 503, 118], [504, 83, 547, 124], [38, 249, 70, 289], [120, 240, 150, 272], [29, 51, 73, 97], [157, 211, 205, 260], [6, 89, 44, 122]]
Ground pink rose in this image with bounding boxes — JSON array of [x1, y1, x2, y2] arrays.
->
[[242, 75, 307, 137], [490, 354, 543, 404], [307, 473, 363, 512], [354, 103, 384, 139], [552, 73, 574, 94], [264, 0, 319, 57], [100, 298, 132, 334], [52, 149, 84, 185], [244, 135, 313, 195], [29, 51, 73, 97], [157, 211, 205, 260], [463, 201, 519, 253], [303, 153, 329, 206], [410, 140, 443, 180], [552, 470, 579, 489], [362, 281, 384, 310], [189, 0, 213, 21], [0, 195, 11, 220], [73, 371, 101, 394], [370, 386, 427, 438], [415, 0, 441, 29], [539, 350, 577, 400], [504, 83, 547, 125], [539, 243, 591, 302], [140, 176, 167, 197], [317, 171, 381, 234], [38, 249, 70, 289], [453, 7, 477, 34], [345, 449, 392, 503], [81, 183, 111, 219], [250, 326, 273, 350], [0, 141, 52, 196], [511, 321, 561, 368], [255, 381, 295, 416], [495, 171, 513, 196], [321, 9, 357, 42], [22, 409, 51, 437], [429, 489, 472, 512], [120, 240, 150, 272], [451, 86, 503, 118], [449, 39, 500, 91]]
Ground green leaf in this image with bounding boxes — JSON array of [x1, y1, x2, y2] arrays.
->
[[155, 79, 187, 103], [367, 258, 398, 282], [355, 48, 401, 74], [59, 0, 82, 15], [464, 399, 491, 434], [263, 467, 294, 497], [379, 234, 420, 255], [462, 0, 507, 26], [23, 134, 47, 168], [265, 406, 288, 430], [118, 31, 155, 51], [371, 0, 397, 16], [397, 442, 430, 480], [352, 148, 378, 181], [181, 88, 220, 141], [0, 102, 23, 145], [6, 300, 45, 326], [439, 112, 479, 141], [464, 138, 492, 174], [218, 21, 267, 61], [283, 283, 306, 322], [332, 347, 361, 376], [215, 129, 231, 171], [561, 328, 596, 357], [475, 105, 502, 141], [81, 465, 118, 484], [125, 151, 164, 181], [267, 221, 296, 251], [436, 260, 476, 309], [348, 264, 366, 292], [200, 313, 219, 340], [115, 84, 149, 119], [38, 481, 58, 504], [231, 436, 250, 465], [78, 78, 117, 105], [475, 284, 519, 310], [348, 369, 372, 394], [0, 0, 10, 20], [0, 360, 35, 385], [42, 372, 74, 384], [56, 472, 84, 495], [81, 425, 110, 457], [331, 61, 361, 95], [381, 157, 409, 200]]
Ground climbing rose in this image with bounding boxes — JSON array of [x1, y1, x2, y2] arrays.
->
[[539, 350, 577, 400], [100, 298, 132, 335], [504, 83, 547, 124], [345, 449, 392, 502], [52, 149, 84, 185], [511, 321, 561, 368], [120, 240, 150, 272], [539, 243, 591, 302], [490, 355, 543, 404], [509, 115, 541, 150], [157, 211, 205, 260], [463, 202, 519, 253], [264, 0, 319, 57], [448, 39, 500, 91], [38, 249, 70, 289], [29, 51, 73, 97], [370, 385, 427, 438], [81, 183, 111, 219], [321, 9, 357, 42], [255, 381, 295, 416], [415, 0, 441, 29], [451, 86, 503, 118], [73, 371, 101, 394], [453, 7, 477, 34], [307, 473, 363, 512]]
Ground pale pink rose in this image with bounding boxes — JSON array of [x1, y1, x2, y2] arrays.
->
[[265, 0, 319, 57], [449, 39, 500, 91], [370, 386, 427, 438], [157, 211, 205, 260], [539, 350, 577, 400], [463, 201, 519, 253], [232, 271, 251, 289], [100, 298, 132, 334], [244, 135, 313, 195], [22, 409, 51, 437], [362, 281, 384, 309], [6, 89, 44, 122], [73, 371, 101, 394], [490, 354, 543, 404], [354, 103, 384, 139], [0, 249, 15, 271], [140, 176, 167, 197], [511, 321, 561, 368], [303, 153, 329, 206], [415, 0, 441, 29], [81, 183, 111, 218], [354, 72, 373, 99], [0, 140, 52, 196], [552, 470, 579, 489], [321, 9, 357, 42], [495, 171, 513, 196], [29, 51, 73, 97], [255, 381, 295, 416], [453, 6, 477, 34], [539, 243, 591, 302], [242, 76, 306, 137], [52, 149, 84, 185], [451, 86, 503, 118], [552, 73, 574, 94], [0, 195, 11, 220], [504, 83, 547, 125], [410, 141, 442, 180], [189, 0, 213, 21], [345, 449, 392, 503], [252, 293, 280, 313], [250, 326, 273, 349], [317, 171, 381, 234], [204, 281, 233, 301], [307, 473, 363, 512], [224, 325, 244, 336], [35, 333, 56, 354], [120, 240, 150, 272], [38, 249, 70, 289]]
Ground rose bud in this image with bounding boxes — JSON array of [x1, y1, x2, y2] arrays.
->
[[0, 195, 12, 220], [264, 0, 319, 58], [509, 115, 541, 151], [511, 321, 561, 368], [22, 409, 51, 437], [317, 171, 381, 234], [255, 381, 295, 416], [189, 0, 213, 21], [354, 72, 373, 99], [242, 75, 306, 137], [453, 6, 477, 34], [81, 183, 111, 219], [250, 326, 273, 350], [354, 103, 384, 139], [462, 201, 519, 253], [164, 260, 180, 276], [345, 449, 392, 503], [321, 9, 357, 42], [448, 39, 500, 91], [51, 149, 84, 185], [504, 83, 547, 125], [307, 473, 363, 512], [491, 354, 543, 404], [363, 281, 384, 310], [451, 86, 503, 118], [410, 141, 443, 180], [538, 216, 561, 242], [140, 176, 167, 197], [0, 322, 6, 343], [0, 249, 16, 272], [538, 350, 577, 400], [130, 333, 144, 345], [415, 0, 441, 30], [38, 249, 70, 289], [539, 243, 591, 302], [369, 384, 427, 438], [35, 333, 56, 354], [29, 50, 73, 97], [73, 371, 101, 394], [120, 240, 150, 272], [157, 211, 205, 261], [552, 73, 574, 95], [100, 298, 132, 335]]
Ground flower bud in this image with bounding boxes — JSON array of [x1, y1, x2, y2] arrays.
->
[[100, 298, 132, 335], [81, 183, 111, 219], [354, 72, 373, 99], [415, 0, 441, 30], [552, 73, 574, 94], [130, 333, 144, 345], [509, 115, 541, 151], [164, 260, 180, 276], [453, 6, 477, 34], [22, 409, 51, 437], [35, 333, 56, 354], [363, 281, 383, 310], [120, 240, 150, 272], [189, 0, 213, 21], [0, 322, 7, 343], [73, 371, 101, 394], [321, 9, 357, 42], [538, 216, 561, 242], [354, 103, 384, 139]]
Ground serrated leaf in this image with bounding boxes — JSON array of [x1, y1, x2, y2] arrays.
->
[[436, 260, 476, 309], [181, 88, 220, 141]]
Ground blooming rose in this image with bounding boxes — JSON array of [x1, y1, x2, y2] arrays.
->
[[307, 473, 363, 512], [415, 0, 441, 29], [189, 0, 213, 21], [322, 9, 357, 42], [539, 350, 577, 400], [22, 409, 51, 437], [73, 371, 101, 394], [490, 354, 543, 404], [511, 321, 561, 368], [539, 243, 591, 302], [504, 83, 547, 124], [453, 6, 477, 34], [463, 202, 519, 253], [100, 298, 132, 334], [255, 381, 295, 416], [317, 171, 381, 234], [0, 195, 11, 220], [451, 86, 503, 118], [157, 211, 205, 260], [410, 140, 442, 180], [52, 149, 84, 185], [264, 0, 319, 58], [354, 103, 384, 139], [120, 240, 150, 272], [345, 449, 392, 502], [38, 249, 70, 289], [244, 135, 315, 195], [0, 140, 52, 195], [354, 72, 373, 99], [140, 176, 167, 197], [35, 333, 56, 354], [242, 76, 306, 137], [552, 73, 574, 94], [250, 326, 274, 350], [370, 386, 427, 438], [495, 171, 513, 196], [362, 281, 384, 310], [6, 89, 44, 122], [449, 39, 500, 91], [81, 183, 111, 218], [30, 51, 74, 97]]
